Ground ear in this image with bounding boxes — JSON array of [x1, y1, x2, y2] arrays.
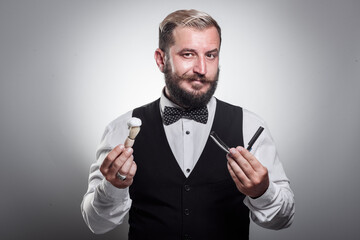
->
[[154, 48, 166, 72]]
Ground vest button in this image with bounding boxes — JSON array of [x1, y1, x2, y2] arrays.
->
[[184, 185, 191, 192], [186, 130, 190, 135], [184, 234, 191, 240], [184, 208, 190, 216]]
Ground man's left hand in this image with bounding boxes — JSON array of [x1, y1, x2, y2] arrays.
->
[[226, 146, 269, 198]]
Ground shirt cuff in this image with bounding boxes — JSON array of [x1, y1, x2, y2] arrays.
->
[[99, 179, 130, 201], [246, 181, 278, 208]]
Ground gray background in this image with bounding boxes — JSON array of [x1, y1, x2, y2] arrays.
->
[[0, 0, 359, 239]]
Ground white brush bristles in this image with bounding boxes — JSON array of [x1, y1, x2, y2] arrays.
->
[[127, 117, 142, 128]]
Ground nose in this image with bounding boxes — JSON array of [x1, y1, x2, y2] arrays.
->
[[193, 56, 207, 76]]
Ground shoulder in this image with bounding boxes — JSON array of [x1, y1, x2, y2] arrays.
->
[[99, 110, 133, 147], [214, 98, 243, 119], [105, 99, 159, 137], [95, 110, 133, 159], [215, 98, 267, 124], [243, 108, 267, 126], [106, 110, 133, 132], [215, 98, 242, 110], [96, 100, 159, 157], [133, 98, 160, 117], [242, 108, 276, 149], [215, 99, 272, 144], [215, 98, 265, 124], [242, 107, 268, 135]]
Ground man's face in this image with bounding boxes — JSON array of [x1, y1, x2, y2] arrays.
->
[[163, 26, 220, 108]]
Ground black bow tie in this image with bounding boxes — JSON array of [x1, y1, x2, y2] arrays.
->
[[163, 106, 208, 125]]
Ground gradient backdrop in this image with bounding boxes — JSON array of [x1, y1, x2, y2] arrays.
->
[[0, 0, 359, 239]]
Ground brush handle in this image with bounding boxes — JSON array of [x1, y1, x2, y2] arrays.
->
[[124, 126, 141, 148], [124, 137, 135, 148], [129, 126, 141, 139]]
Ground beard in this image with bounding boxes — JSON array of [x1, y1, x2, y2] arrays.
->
[[164, 62, 219, 109]]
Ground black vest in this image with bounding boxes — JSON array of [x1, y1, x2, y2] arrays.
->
[[129, 99, 249, 240]]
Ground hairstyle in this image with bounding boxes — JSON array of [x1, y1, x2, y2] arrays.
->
[[159, 9, 221, 53]]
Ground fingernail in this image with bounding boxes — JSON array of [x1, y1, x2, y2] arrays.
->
[[237, 146, 244, 152], [127, 148, 133, 153], [119, 145, 124, 150], [230, 148, 236, 154]]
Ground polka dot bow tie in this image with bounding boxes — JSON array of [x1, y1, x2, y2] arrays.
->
[[163, 106, 208, 125]]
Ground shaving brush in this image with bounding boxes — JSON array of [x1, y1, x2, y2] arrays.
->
[[124, 117, 142, 148]]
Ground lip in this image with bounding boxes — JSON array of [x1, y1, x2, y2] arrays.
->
[[189, 80, 207, 91], [191, 77, 207, 82], [191, 79, 205, 84]]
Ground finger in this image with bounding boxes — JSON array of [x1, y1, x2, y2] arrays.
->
[[236, 147, 269, 191], [236, 146, 263, 171], [227, 155, 250, 185], [229, 148, 255, 179], [115, 162, 137, 186], [227, 161, 245, 187], [127, 161, 137, 179], [108, 148, 133, 176], [118, 154, 134, 176], [101, 145, 125, 170]]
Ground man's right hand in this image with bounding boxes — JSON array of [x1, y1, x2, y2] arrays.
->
[[100, 144, 137, 189]]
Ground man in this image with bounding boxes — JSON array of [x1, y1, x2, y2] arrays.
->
[[81, 9, 295, 240]]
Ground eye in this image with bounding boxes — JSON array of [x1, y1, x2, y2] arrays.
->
[[182, 52, 194, 58], [206, 53, 217, 59]]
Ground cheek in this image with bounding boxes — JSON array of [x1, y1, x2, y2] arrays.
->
[[172, 59, 193, 75], [208, 61, 219, 73]]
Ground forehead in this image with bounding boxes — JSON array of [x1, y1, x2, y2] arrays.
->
[[171, 26, 220, 51]]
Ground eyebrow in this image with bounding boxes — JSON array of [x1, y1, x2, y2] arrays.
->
[[178, 48, 219, 54], [206, 48, 219, 54]]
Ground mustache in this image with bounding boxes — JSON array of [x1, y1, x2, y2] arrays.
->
[[179, 73, 213, 83]]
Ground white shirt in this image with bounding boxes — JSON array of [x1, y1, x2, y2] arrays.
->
[[81, 92, 295, 234]]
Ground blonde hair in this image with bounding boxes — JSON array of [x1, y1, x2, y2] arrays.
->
[[159, 9, 221, 53]]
